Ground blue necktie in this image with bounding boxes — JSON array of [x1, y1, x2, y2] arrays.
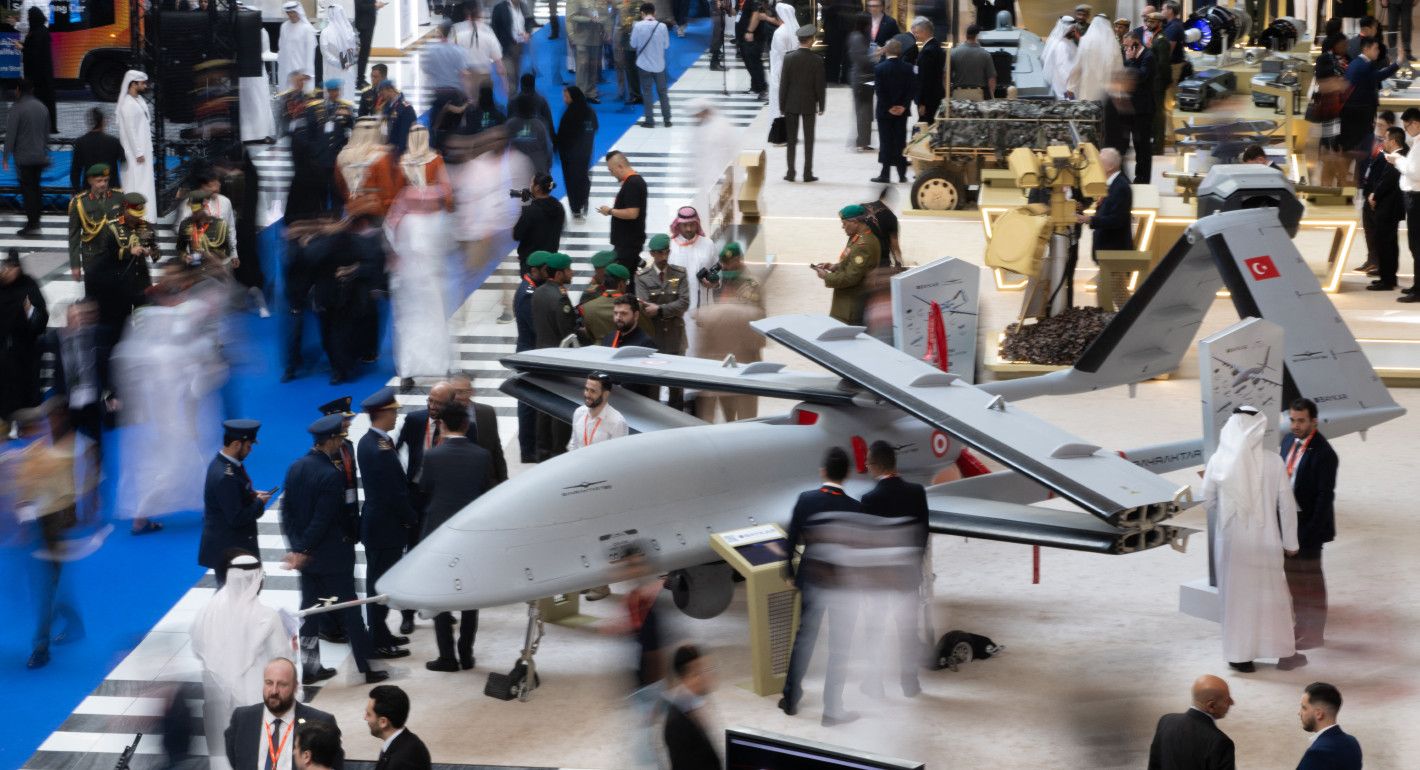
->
[[265, 718, 282, 770]]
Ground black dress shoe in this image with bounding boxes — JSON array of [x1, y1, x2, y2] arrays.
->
[[372, 646, 410, 659], [784, 172, 796, 182], [1277, 653, 1309, 670], [803, 174, 819, 182], [640, 120, 656, 128], [387, 635, 410, 646], [27, 647, 50, 669], [399, 617, 415, 635], [1227, 661, 1255, 673], [318, 631, 349, 644], [425, 657, 460, 672], [1367, 281, 1397, 290], [1404, 285, 1419, 294], [365, 670, 391, 684], [870, 175, 890, 183], [777, 697, 798, 716], [1295, 637, 1324, 651], [303, 667, 337, 685], [53, 627, 86, 646], [665, 121, 672, 127], [460, 655, 476, 670], [1399, 293, 1420, 303], [821, 711, 860, 726]]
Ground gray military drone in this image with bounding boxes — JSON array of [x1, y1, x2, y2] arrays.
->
[[377, 173, 1402, 699]]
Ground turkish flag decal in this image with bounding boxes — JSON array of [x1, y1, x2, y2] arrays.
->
[[1245, 256, 1280, 281]]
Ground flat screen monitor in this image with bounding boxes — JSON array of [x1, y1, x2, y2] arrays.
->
[[733, 538, 789, 567], [725, 727, 925, 770]]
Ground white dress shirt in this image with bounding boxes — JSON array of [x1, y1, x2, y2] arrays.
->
[[257, 706, 296, 770], [381, 726, 406, 754], [1397, 133, 1420, 193], [1310, 722, 1339, 743], [568, 404, 628, 450]]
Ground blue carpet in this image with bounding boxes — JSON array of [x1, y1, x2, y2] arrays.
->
[[2, 18, 711, 769]]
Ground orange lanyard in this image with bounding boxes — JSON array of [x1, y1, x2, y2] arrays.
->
[[1285, 433, 1313, 477], [611, 330, 622, 348], [265, 719, 294, 769], [582, 415, 603, 446]]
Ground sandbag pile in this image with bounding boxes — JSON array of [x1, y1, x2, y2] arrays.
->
[[1000, 306, 1114, 365], [931, 100, 1104, 153]]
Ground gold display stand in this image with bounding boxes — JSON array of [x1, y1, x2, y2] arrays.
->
[[1094, 250, 1155, 311], [737, 150, 766, 221], [709, 525, 799, 697]]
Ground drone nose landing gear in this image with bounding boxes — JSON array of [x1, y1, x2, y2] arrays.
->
[[484, 601, 545, 702]]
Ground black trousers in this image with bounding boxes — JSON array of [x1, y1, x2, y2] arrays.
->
[[1284, 549, 1327, 645], [357, 23, 375, 87], [18, 163, 43, 227], [740, 42, 766, 93], [1128, 115, 1153, 185], [535, 413, 570, 460], [1405, 193, 1420, 285], [1361, 196, 1378, 264], [298, 570, 375, 673], [823, 19, 847, 83], [1375, 210, 1400, 285], [613, 241, 644, 280], [364, 547, 404, 646], [784, 112, 816, 177], [562, 155, 591, 215], [877, 114, 908, 172], [517, 401, 538, 461], [1391, 1, 1413, 57], [318, 308, 359, 379], [434, 610, 479, 661]]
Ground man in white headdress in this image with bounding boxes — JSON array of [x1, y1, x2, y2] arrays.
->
[[766, 2, 801, 126], [1068, 15, 1123, 102], [191, 554, 296, 770], [115, 71, 155, 223], [319, 1, 359, 98], [278, 1, 317, 91], [1040, 16, 1080, 99], [667, 206, 717, 356], [1202, 406, 1308, 673]]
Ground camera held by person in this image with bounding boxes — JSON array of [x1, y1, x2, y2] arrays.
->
[[510, 173, 557, 203]]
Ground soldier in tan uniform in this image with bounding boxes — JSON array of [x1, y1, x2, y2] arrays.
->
[[580, 262, 632, 342], [813, 204, 880, 325], [694, 242, 765, 422]]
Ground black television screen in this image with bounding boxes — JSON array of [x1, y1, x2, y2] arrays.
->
[[726, 727, 925, 770]]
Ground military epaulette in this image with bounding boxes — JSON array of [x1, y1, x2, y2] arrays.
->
[[306, 98, 326, 106]]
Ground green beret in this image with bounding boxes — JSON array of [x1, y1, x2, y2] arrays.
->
[[647, 233, 671, 251], [590, 250, 617, 269], [123, 192, 147, 207], [87, 163, 111, 178], [544, 252, 572, 271], [527, 250, 550, 268], [719, 242, 743, 262], [839, 204, 867, 219], [605, 263, 630, 281]]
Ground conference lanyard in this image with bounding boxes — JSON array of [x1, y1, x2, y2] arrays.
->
[[582, 415, 603, 447], [611, 330, 622, 348], [265, 719, 294, 769], [1285, 433, 1313, 478]]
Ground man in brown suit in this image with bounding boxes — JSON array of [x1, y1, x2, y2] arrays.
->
[[694, 243, 766, 421], [779, 25, 827, 183]]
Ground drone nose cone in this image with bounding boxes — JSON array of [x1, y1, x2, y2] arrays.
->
[[374, 545, 469, 611]]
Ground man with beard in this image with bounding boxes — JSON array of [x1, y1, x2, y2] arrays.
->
[[224, 658, 342, 770], [66, 165, 124, 319], [568, 372, 628, 451], [581, 263, 632, 342], [602, 294, 655, 349], [93, 192, 160, 330], [0, 249, 48, 425]]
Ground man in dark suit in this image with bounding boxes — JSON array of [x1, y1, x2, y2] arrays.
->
[[1147, 674, 1235, 770], [68, 108, 124, 193], [1296, 682, 1362, 770], [357, 387, 416, 656], [872, 39, 916, 184], [1079, 147, 1133, 308], [1282, 398, 1340, 650], [1340, 37, 1399, 155], [1365, 125, 1406, 290], [199, 419, 271, 587], [364, 685, 432, 769], [860, 440, 927, 700], [663, 644, 721, 770], [225, 657, 342, 770], [867, 0, 900, 48], [1118, 32, 1156, 184], [354, 0, 385, 89], [780, 447, 863, 724], [913, 18, 946, 120], [394, 380, 452, 634], [419, 408, 492, 671], [779, 24, 826, 183], [450, 374, 508, 485], [281, 415, 389, 685]]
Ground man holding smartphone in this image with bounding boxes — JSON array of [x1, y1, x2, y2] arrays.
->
[[198, 419, 272, 588]]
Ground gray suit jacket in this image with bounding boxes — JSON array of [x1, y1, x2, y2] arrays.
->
[[418, 436, 493, 538], [779, 47, 827, 116], [225, 702, 340, 770]]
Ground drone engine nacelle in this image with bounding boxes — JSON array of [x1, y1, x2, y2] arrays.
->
[[1185, 5, 1251, 55]]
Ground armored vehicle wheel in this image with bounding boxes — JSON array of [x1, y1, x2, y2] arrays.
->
[[912, 168, 964, 211]]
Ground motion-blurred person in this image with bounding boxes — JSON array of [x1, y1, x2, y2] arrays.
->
[[779, 23, 825, 183], [451, 1, 504, 98], [461, 82, 507, 135], [310, 218, 385, 385], [46, 299, 109, 448], [690, 99, 738, 217], [557, 86, 599, 221], [449, 374, 508, 484], [1368, 126, 1406, 291], [1146, 675, 1235, 770], [69, 109, 124, 193], [12, 402, 86, 669], [847, 14, 874, 152], [279, 2, 318, 92], [365, 685, 432, 768], [321, 1, 359, 97], [582, 264, 633, 341], [507, 94, 555, 176], [568, 372, 628, 450], [513, 173, 566, 273], [192, 553, 296, 770], [815, 205, 879, 325], [513, 253, 547, 462], [491, 0, 530, 87], [358, 388, 418, 655], [21, 7, 56, 133], [1295, 682, 1362, 769], [694, 243, 765, 422], [859, 440, 927, 699], [116, 71, 156, 223], [450, 128, 527, 282], [388, 124, 454, 390], [600, 151, 649, 276], [636, 233, 689, 359], [287, 86, 354, 222], [0, 249, 48, 423], [225, 658, 342, 770], [568, 0, 605, 102], [597, 543, 668, 762], [4, 79, 50, 237], [1281, 399, 1339, 650], [355, 0, 385, 89], [666, 207, 716, 357], [420, 407, 493, 671], [1203, 407, 1306, 673], [1068, 15, 1122, 102], [336, 117, 396, 222], [871, 39, 914, 184], [177, 190, 232, 266], [1112, 32, 1155, 184], [663, 644, 721, 770], [293, 720, 344, 770], [282, 414, 389, 685], [532, 253, 577, 459], [281, 219, 332, 381], [1314, 34, 1351, 187], [780, 447, 863, 723], [198, 420, 272, 585]]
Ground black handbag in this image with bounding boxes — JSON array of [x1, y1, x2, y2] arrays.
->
[[768, 116, 786, 144]]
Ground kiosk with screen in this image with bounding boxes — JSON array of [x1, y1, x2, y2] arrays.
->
[[709, 524, 798, 697], [725, 727, 926, 769]]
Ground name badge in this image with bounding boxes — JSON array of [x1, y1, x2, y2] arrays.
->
[[345, 488, 357, 504], [325, 120, 335, 134]]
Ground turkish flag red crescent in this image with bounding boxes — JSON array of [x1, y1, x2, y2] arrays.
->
[[1244, 256, 1280, 281]]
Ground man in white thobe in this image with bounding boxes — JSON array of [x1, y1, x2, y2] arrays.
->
[[115, 71, 156, 224], [1067, 15, 1122, 102], [1202, 407, 1308, 673], [191, 554, 296, 770], [666, 206, 717, 357], [278, 1, 318, 91], [320, 2, 359, 98], [1040, 16, 1079, 99]]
